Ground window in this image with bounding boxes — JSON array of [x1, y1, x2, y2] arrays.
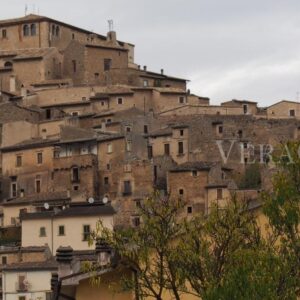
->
[[218, 125, 223, 134], [104, 58, 112, 71], [71, 111, 79, 116], [2, 29, 7, 38], [16, 155, 22, 167], [58, 225, 65, 236], [192, 170, 198, 177], [178, 142, 184, 155], [72, 167, 79, 182], [123, 181, 132, 196], [148, 145, 153, 159], [187, 206, 193, 214], [72, 33, 75, 40], [179, 189, 184, 195], [238, 130, 243, 138], [243, 104, 248, 114], [126, 140, 132, 152], [132, 216, 140, 227], [104, 177, 109, 185], [117, 98, 123, 105], [35, 178, 41, 193], [4, 61, 12, 68], [18, 275, 27, 292], [106, 163, 111, 170], [46, 109, 51, 119], [72, 60, 77, 73], [180, 129, 184, 136], [179, 96, 186, 104], [126, 126, 131, 132], [290, 109, 295, 117], [11, 181, 17, 198], [143, 80, 149, 87], [83, 225, 91, 241], [56, 26, 60, 37], [164, 143, 170, 155], [217, 188, 223, 200], [243, 142, 248, 149], [30, 24, 36, 36], [107, 118, 112, 123], [23, 24, 29, 36], [37, 152, 43, 164], [2, 256, 7, 265], [40, 227, 46, 237], [144, 125, 148, 134], [107, 143, 112, 153], [73, 185, 79, 191]]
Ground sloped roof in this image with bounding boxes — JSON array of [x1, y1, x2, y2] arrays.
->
[[0, 47, 57, 60], [170, 161, 215, 172], [2, 259, 58, 272]]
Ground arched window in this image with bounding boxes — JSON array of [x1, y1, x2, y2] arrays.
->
[[4, 61, 12, 68], [30, 24, 36, 36], [23, 25, 29, 36], [55, 26, 60, 37]]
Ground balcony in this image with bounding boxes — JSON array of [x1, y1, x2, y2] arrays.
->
[[53, 154, 97, 170]]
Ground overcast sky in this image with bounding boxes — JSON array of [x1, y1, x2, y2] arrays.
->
[[2, 0, 300, 106]]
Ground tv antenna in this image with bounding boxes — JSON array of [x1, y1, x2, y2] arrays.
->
[[25, 4, 28, 16], [108, 20, 114, 32]]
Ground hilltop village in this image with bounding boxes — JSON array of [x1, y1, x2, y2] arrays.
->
[[0, 13, 298, 300]]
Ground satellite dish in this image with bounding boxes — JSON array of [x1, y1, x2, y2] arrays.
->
[[102, 197, 109, 204], [44, 203, 50, 210], [88, 197, 95, 204]]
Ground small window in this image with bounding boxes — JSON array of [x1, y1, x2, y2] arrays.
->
[[126, 126, 131, 132], [180, 129, 184, 136], [179, 189, 184, 195], [4, 61, 12, 68], [104, 177, 109, 185], [55, 26, 60, 37], [178, 142, 184, 155], [243, 142, 248, 149], [218, 125, 223, 134], [217, 188, 223, 200], [132, 217, 140, 227], [238, 130, 243, 138], [144, 125, 148, 134], [72, 33, 75, 40], [71, 112, 79, 116], [164, 143, 170, 156], [73, 185, 79, 191], [58, 225, 65, 236], [40, 227, 46, 237], [46, 109, 51, 119], [143, 80, 149, 87], [30, 24, 36, 36], [117, 98, 123, 105], [72, 60, 77, 73], [16, 155, 22, 167], [23, 24, 30, 36], [107, 143, 112, 153], [37, 152, 43, 164], [94, 73, 99, 79], [2, 29, 7, 38], [187, 206, 193, 214], [290, 109, 295, 117], [104, 58, 112, 71], [107, 118, 112, 123], [148, 145, 153, 159], [106, 163, 111, 170], [192, 170, 198, 177], [35, 178, 41, 193], [83, 225, 91, 241], [179, 96, 186, 104], [11, 182, 17, 198], [243, 104, 248, 114], [2, 256, 7, 265], [123, 181, 132, 196], [101, 101, 105, 106]]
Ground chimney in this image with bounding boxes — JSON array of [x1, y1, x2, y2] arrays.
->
[[161, 69, 164, 75], [56, 246, 73, 278], [107, 31, 117, 43], [143, 66, 147, 71], [138, 65, 141, 70]]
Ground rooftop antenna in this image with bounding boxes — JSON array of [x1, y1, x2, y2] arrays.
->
[[108, 20, 114, 32], [297, 91, 299, 102], [25, 4, 28, 16]]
